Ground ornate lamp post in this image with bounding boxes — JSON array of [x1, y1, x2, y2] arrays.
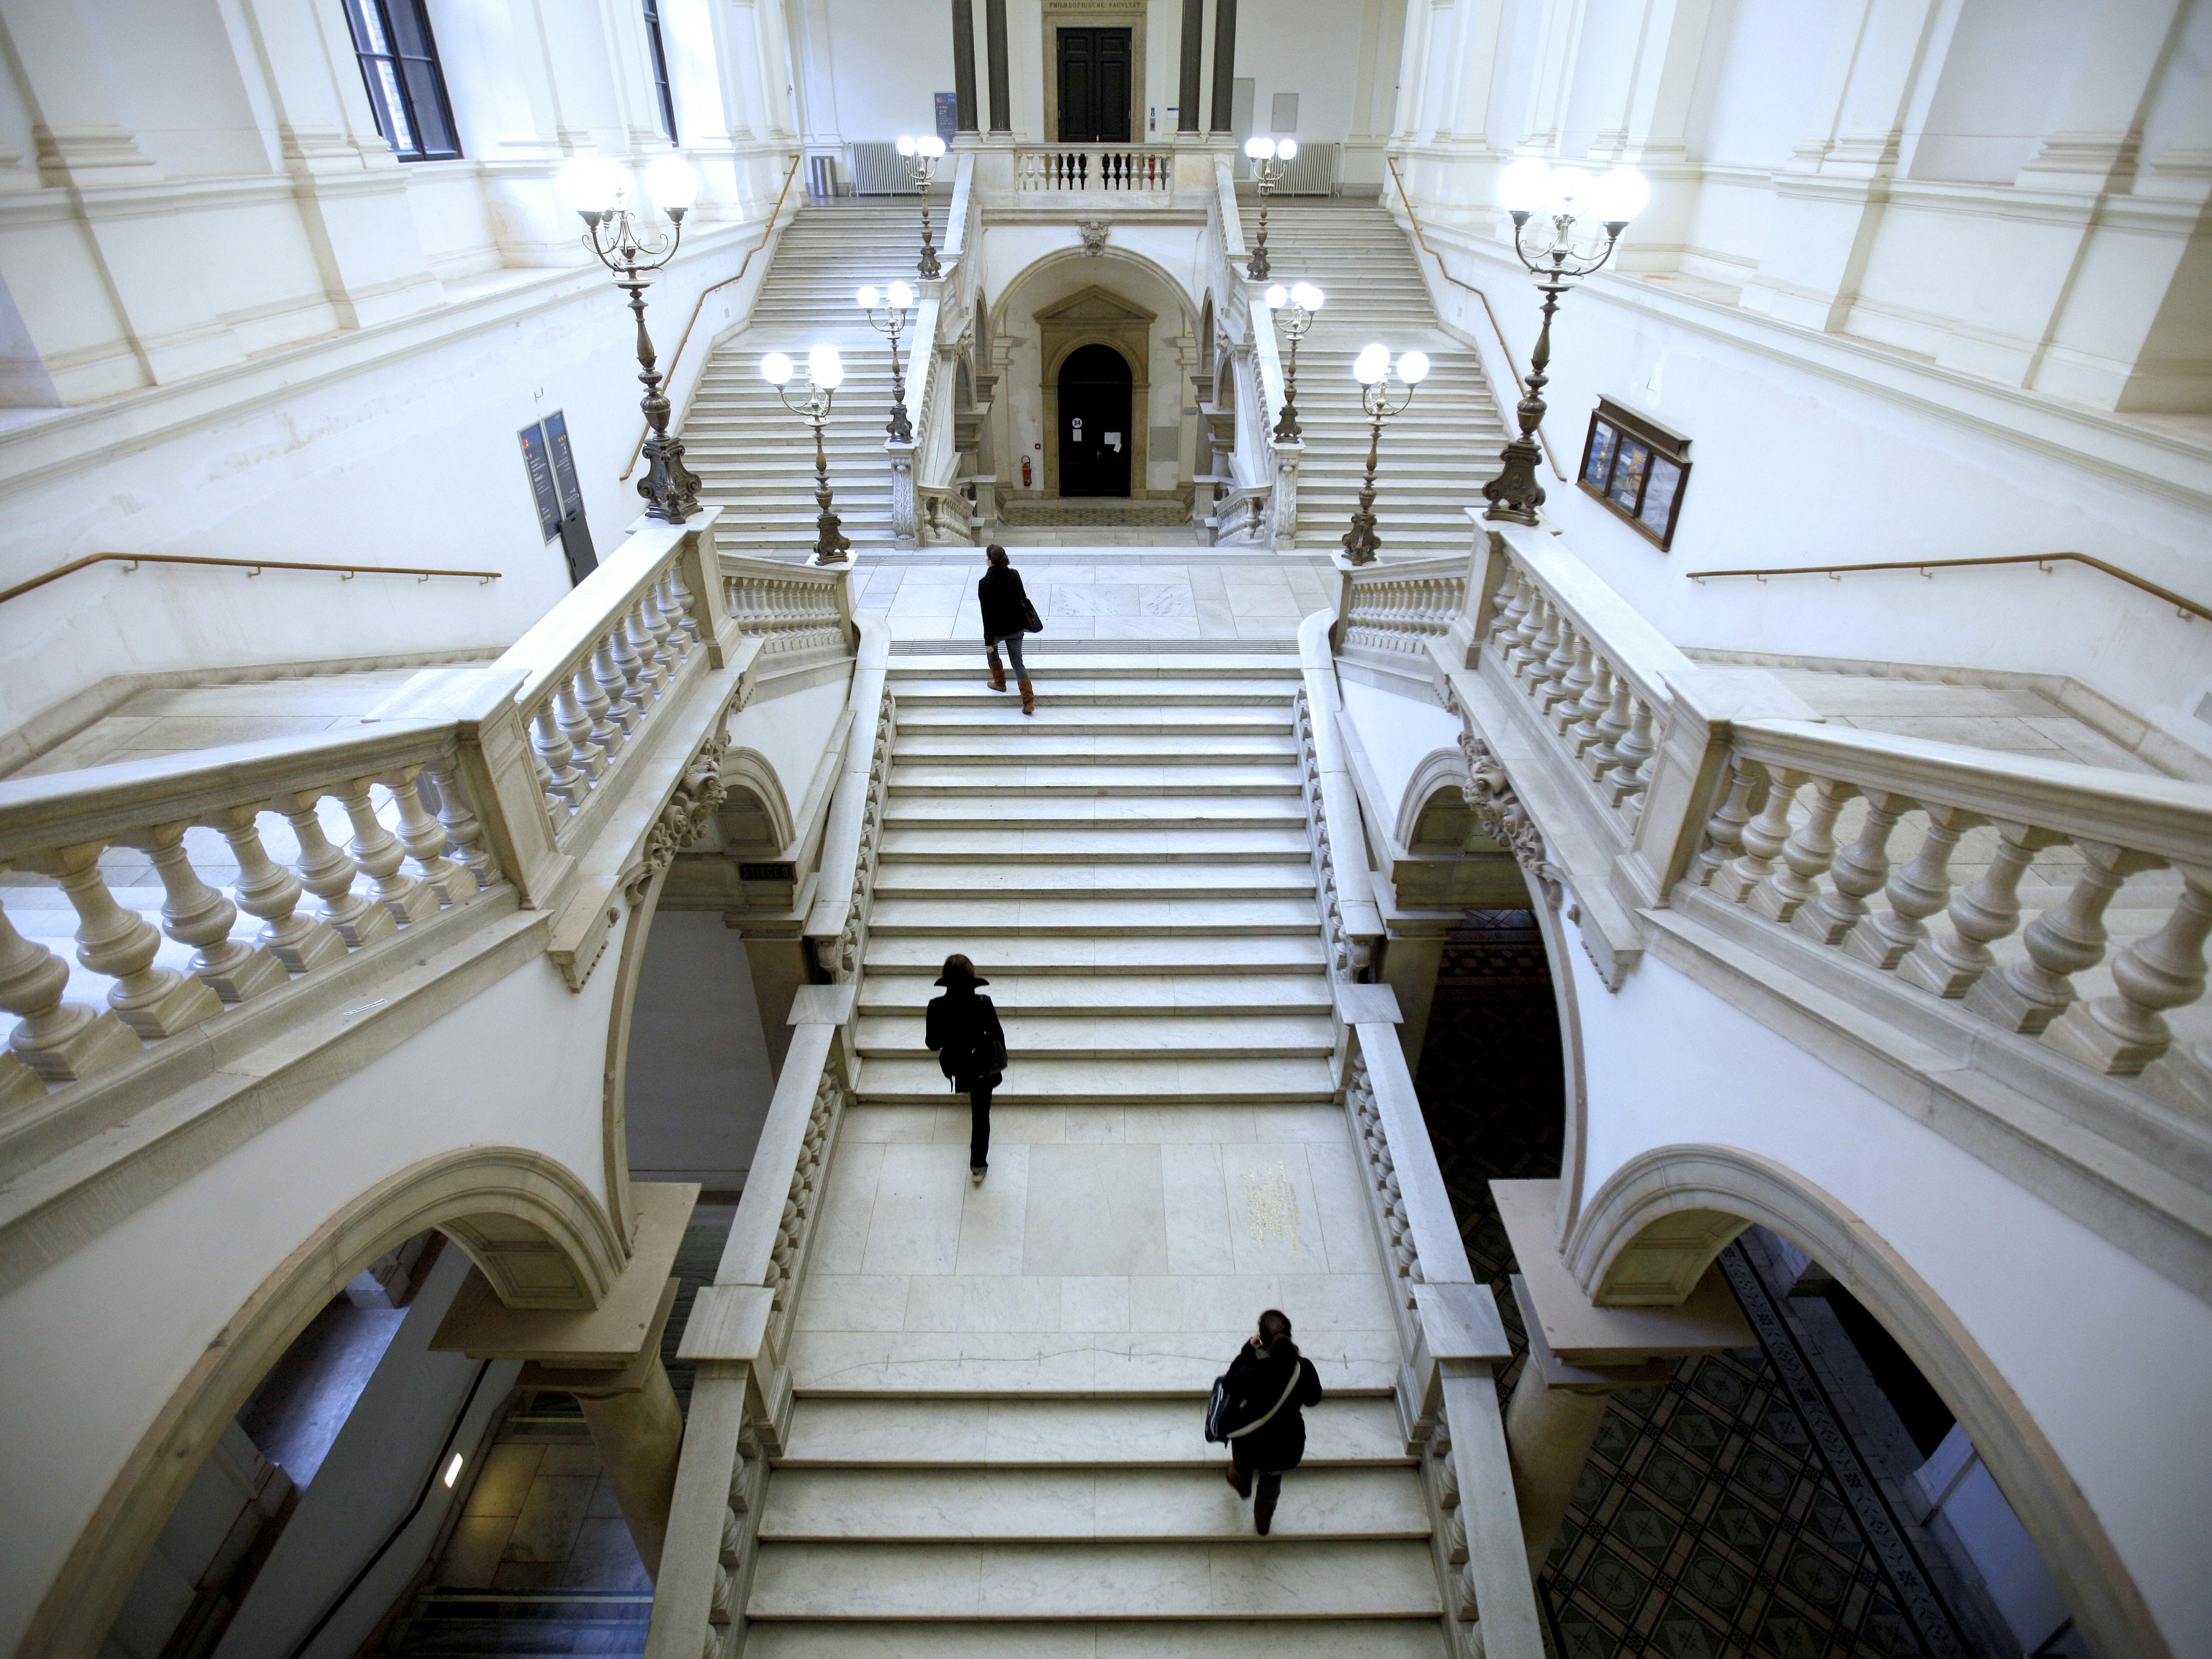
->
[[762, 344, 850, 566], [1241, 136, 1297, 281], [1341, 343, 1430, 566], [895, 134, 948, 280], [1481, 157, 1649, 525], [857, 281, 916, 443], [1264, 281, 1323, 443], [560, 152, 704, 524]]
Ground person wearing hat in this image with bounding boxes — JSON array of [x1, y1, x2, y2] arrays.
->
[[924, 952, 1007, 1182]]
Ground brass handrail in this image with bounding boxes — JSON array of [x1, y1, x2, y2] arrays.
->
[[0, 552, 501, 607], [1386, 156, 1565, 481], [1686, 552, 2208, 622], [622, 155, 803, 481]]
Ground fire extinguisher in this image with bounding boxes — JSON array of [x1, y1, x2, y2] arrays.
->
[[1021, 455, 1033, 490]]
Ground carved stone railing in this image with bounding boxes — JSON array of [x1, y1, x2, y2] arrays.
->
[[719, 555, 855, 661], [1294, 688, 1376, 982], [649, 989, 855, 1658], [0, 512, 861, 1232], [1686, 720, 2212, 1100], [1016, 146, 1173, 193], [1334, 556, 1471, 662], [827, 695, 895, 982], [1202, 477, 1272, 546]]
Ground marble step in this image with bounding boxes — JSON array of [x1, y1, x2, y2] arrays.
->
[[743, 1620, 1450, 1658], [851, 1012, 1335, 1059], [745, 1538, 1443, 1621], [870, 864, 1314, 898], [888, 765, 1302, 795], [866, 894, 1322, 934], [875, 827, 1315, 864], [889, 734, 1299, 763], [861, 935, 1328, 973], [892, 678, 1300, 706], [760, 1465, 1429, 1542], [856, 972, 1332, 1015], [882, 796, 1307, 830], [892, 708, 1295, 737], [886, 657, 1301, 679], [854, 1055, 1337, 1103]]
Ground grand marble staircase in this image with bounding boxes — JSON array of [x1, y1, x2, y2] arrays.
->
[[739, 655, 1450, 1654], [685, 204, 923, 561], [1259, 201, 1510, 556]]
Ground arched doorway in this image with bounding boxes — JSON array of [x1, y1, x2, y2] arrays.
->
[[1056, 343, 1132, 498]]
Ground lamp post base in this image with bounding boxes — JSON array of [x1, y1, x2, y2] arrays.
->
[[1482, 437, 1547, 525]]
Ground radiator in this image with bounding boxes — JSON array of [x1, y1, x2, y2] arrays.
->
[[850, 143, 919, 196]]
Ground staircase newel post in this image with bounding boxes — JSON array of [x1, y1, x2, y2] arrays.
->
[[886, 439, 919, 547], [675, 507, 734, 666], [1270, 437, 1302, 549]]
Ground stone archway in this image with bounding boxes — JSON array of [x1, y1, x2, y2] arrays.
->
[[1036, 285, 1154, 498], [1564, 1145, 2169, 1659], [22, 1147, 624, 1659]]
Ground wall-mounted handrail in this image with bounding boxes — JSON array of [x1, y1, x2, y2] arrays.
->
[[1386, 157, 1564, 482], [622, 156, 803, 481], [1686, 552, 2209, 623], [0, 552, 501, 606]]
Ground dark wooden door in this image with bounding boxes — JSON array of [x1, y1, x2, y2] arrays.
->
[[1057, 344, 1133, 498], [1057, 28, 1131, 142]]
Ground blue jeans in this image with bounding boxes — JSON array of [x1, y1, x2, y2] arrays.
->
[[1255, 1468, 1282, 1503], [987, 632, 1026, 679]]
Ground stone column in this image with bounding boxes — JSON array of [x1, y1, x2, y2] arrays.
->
[[984, 0, 1012, 134], [1209, 0, 1239, 132], [433, 1183, 699, 1579], [1177, 0, 1204, 133], [1493, 1179, 1753, 1569], [950, 0, 980, 133]]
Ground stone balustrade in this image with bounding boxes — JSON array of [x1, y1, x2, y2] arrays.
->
[[1015, 146, 1172, 193], [0, 723, 498, 1108], [1295, 687, 1374, 982], [720, 555, 855, 662], [828, 696, 895, 982], [1336, 556, 1472, 661], [646, 994, 854, 1659], [1694, 719, 2212, 1094]]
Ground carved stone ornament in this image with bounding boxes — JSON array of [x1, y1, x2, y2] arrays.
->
[[623, 716, 731, 903], [1446, 686, 1564, 910], [1078, 221, 1109, 256]]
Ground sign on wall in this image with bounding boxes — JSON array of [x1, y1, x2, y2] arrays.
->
[[519, 410, 599, 584], [934, 92, 958, 145]]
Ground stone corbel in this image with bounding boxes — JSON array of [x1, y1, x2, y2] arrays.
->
[[1492, 1178, 1751, 1567], [433, 1182, 700, 1577]]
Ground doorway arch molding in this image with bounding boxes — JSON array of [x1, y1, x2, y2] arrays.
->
[[1563, 1143, 2169, 1659], [1037, 287, 1153, 499], [21, 1146, 622, 1659]]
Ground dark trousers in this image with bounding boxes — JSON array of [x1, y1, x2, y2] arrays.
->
[[969, 1087, 992, 1169]]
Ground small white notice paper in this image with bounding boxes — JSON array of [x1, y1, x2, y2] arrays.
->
[[1105, 432, 1122, 451]]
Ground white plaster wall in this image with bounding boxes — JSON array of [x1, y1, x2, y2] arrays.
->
[[814, 0, 957, 142], [742, 676, 855, 824], [1904, 0, 2089, 185], [0, 949, 618, 1654], [1550, 903, 2212, 1658], [1407, 234, 2212, 754], [1340, 676, 1461, 814], [626, 909, 779, 1189], [1684, 0, 1836, 168], [1230, 0, 1372, 148], [0, 218, 784, 744]]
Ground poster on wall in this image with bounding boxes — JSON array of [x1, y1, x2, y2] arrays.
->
[[517, 422, 562, 542], [934, 92, 958, 146], [519, 411, 599, 584]]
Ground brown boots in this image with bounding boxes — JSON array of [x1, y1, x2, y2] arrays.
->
[[1224, 1462, 1251, 1499], [986, 657, 1007, 692], [1254, 1491, 1276, 1535], [1018, 677, 1035, 716]]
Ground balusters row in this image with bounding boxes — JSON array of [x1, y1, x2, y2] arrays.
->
[[527, 561, 700, 826], [723, 572, 848, 658], [1484, 563, 1660, 824], [761, 1065, 843, 1327], [1343, 574, 1467, 656], [1295, 693, 1369, 981], [833, 699, 896, 982], [1347, 1056, 1420, 1307], [1, 766, 498, 1089], [1691, 754, 2212, 1079], [1016, 149, 1172, 192]]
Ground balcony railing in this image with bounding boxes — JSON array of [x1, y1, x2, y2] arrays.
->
[[1016, 145, 1173, 193]]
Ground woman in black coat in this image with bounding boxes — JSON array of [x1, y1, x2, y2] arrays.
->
[[1219, 1308, 1324, 1534], [923, 952, 1007, 1182], [978, 544, 1038, 716]]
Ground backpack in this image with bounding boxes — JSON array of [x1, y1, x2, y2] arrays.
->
[[1204, 1357, 1303, 1445]]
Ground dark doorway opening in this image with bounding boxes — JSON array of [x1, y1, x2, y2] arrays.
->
[[1056, 343, 1133, 498], [1056, 27, 1132, 142]]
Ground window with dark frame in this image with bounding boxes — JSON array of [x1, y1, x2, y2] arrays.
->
[[642, 0, 679, 145], [1578, 398, 1691, 549], [341, 0, 460, 162]]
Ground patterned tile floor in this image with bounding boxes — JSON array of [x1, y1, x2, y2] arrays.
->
[[1415, 912, 1977, 1659]]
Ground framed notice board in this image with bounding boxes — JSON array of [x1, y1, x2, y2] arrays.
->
[[1578, 397, 1691, 550], [519, 411, 598, 584]]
